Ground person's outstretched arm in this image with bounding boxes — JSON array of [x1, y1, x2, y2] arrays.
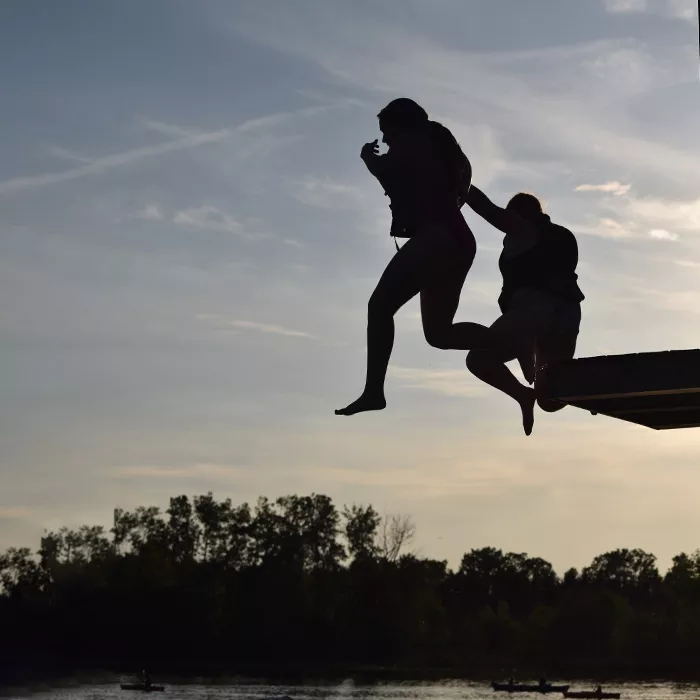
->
[[464, 185, 538, 237], [463, 185, 514, 234]]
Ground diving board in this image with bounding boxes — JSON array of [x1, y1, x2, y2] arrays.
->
[[539, 349, 700, 430]]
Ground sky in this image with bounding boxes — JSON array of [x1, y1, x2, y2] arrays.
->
[[1, 0, 699, 575]]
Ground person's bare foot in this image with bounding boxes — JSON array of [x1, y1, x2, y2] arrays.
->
[[518, 388, 536, 436], [335, 393, 386, 416]]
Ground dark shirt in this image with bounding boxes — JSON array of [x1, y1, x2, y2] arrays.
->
[[498, 216, 585, 312]]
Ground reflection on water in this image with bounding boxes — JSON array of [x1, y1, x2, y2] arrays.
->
[[3, 680, 700, 700]]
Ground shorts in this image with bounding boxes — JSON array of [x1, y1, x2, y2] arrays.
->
[[507, 287, 581, 342], [490, 287, 582, 383]]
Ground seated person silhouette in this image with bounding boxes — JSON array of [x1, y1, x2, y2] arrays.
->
[[462, 186, 584, 435]]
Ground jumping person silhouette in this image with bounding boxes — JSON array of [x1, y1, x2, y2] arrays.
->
[[336, 98, 491, 417], [462, 186, 584, 434]]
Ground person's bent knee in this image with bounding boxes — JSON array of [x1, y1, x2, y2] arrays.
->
[[427, 337, 452, 351], [424, 329, 452, 351], [466, 348, 488, 372], [367, 290, 395, 321]]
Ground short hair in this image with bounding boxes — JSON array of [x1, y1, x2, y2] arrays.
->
[[506, 192, 544, 219]]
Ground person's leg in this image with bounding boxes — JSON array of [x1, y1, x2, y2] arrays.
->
[[336, 235, 436, 416], [534, 334, 578, 412], [465, 310, 538, 435], [534, 301, 581, 412], [419, 239, 492, 351]]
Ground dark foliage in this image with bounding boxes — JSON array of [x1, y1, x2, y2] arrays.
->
[[1, 492, 697, 677]]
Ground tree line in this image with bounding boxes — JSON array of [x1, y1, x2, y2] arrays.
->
[[2, 492, 700, 679]]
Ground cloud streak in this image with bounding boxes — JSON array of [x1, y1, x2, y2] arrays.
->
[[226, 320, 315, 337], [292, 177, 369, 210], [602, 0, 697, 21], [45, 146, 94, 164], [112, 463, 243, 479], [649, 228, 679, 240], [566, 217, 634, 239], [197, 314, 315, 339], [172, 205, 244, 235], [0, 507, 31, 519], [576, 181, 631, 196], [0, 127, 230, 196], [571, 186, 698, 241], [137, 204, 165, 221], [389, 366, 487, 398], [231, 15, 699, 190], [0, 101, 357, 197], [620, 196, 700, 231]]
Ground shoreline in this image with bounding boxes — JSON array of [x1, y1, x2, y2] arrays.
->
[[2, 656, 700, 691]]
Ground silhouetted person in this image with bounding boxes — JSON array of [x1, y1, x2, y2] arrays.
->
[[336, 98, 490, 416], [463, 187, 584, 435], [141, 670, 151, 689]]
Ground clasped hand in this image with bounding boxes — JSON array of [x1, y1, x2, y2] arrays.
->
[[361, 139, 379, 160]]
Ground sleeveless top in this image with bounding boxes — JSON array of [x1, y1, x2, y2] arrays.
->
[[498, 216, 585, 313]]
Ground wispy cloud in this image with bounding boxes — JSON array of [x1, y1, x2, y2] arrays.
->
[[45, 145, 93, 164], [631, 287, 700, 314], [389, 366, 487, 398], [232, 16, 698, 189], [141, 119, 204, 138], [136, 204, 164, 221], [585, 194, 700, 241], [227, 320, 315, 338], [673, 259, 700, 268], [602, 0, 697, 21], [0, 127, 230, 196], [197, 313, 315, 339], [572, 189, 698, 240], [666, 0, 699, 20], [602, 0, 649, 14], [576, 181, 631, 196], [172, 205, 244, 235], [649, 228, 679, 241], [138, 202, 288, 242], [573, 217, 634, 239], [0, 102, 356, 197], [0, 507, 31, 519], [618, 195, 700, 231], [292, 176, 368, 210], [310, 462, 524, 498], [112, 463, 243, 479]]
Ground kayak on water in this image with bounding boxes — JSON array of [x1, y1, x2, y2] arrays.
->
[[492, 682, 570, 693]]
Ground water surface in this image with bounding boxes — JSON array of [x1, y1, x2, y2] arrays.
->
[[4, 679, 698, 700]]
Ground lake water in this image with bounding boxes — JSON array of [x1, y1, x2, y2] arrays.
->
[[2, 679, 700, 700]]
